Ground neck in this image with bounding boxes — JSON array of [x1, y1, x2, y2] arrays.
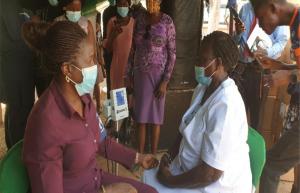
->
[[280, 3, 296, 25], [55, 75, 82, 106], [209, 72, 228, 91]]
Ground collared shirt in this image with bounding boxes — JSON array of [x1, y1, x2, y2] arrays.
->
[[174, 78, 252, 193], [143, 79, 252, 193], [23, 80, 136, 193], [235, 3, 289, 62]]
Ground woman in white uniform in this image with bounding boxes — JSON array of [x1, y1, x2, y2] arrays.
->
[[143, 31, 252, 193]]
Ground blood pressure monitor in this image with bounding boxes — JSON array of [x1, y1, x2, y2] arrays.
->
[[108, 88, 129, 121]]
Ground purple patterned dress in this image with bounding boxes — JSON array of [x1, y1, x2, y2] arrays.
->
[[127, 13, 176, 125]]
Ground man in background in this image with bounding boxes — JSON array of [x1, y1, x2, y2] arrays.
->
[[234, 2, 289, 129]]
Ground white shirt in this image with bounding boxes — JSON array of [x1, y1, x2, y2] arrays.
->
[[143, 78, 252, 193]]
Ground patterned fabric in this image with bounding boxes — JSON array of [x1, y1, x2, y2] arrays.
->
[[128, 13, 176, 81], [283, 82, 300, 132]]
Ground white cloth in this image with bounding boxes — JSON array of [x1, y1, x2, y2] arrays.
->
[[143, 78, 252, 193]]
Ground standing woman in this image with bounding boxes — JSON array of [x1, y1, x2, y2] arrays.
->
[[104, 0, 134, 90], [127, 0, 176, 154]]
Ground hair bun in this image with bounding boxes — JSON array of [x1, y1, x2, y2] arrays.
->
[[22, 21, 51, 53]]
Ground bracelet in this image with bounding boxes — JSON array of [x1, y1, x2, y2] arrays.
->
[[101, 185, 106, 193]]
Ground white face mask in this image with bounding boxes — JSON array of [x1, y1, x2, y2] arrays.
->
[[66, 65, 98, 96], [66, 11, 81, 23]]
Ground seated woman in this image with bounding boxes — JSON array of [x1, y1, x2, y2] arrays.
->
[[143, 31, 252, 193], [22, 21, 158, 193]]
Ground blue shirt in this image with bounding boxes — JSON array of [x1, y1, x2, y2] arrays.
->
[[235, 3, 289, 62]]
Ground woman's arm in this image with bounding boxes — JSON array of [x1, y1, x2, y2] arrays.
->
[[157, 155, 222, 188], [98, 138, 158, 170], [98, 137, 136, 169], [103, 18, 122, 52], [162, 17, 176, 82], [23, 120, 64, 193]]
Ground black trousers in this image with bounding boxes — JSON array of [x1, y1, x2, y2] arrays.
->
[[2, 52, 35, 149], [239, 62, 262, 130]]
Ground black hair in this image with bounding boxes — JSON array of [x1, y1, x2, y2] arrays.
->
[[250, 0, 286, 10], [201, 31, 243, 91], [59, 0, 86, 8], [22, 21, 87, 74]]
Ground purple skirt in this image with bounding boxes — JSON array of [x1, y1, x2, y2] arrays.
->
[[133, 69, 166, 125]]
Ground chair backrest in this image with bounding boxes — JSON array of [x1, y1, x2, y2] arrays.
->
[[0, 140, 30, 193], [247, 127, 266, 188]]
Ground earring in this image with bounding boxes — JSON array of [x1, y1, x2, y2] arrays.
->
[[65, 76, 70, 83]]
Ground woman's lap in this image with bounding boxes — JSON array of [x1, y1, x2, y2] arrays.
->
[[101, 171, 158, 193]]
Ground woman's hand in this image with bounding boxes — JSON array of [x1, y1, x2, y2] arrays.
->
[[103, 183, 137, 193], [154, 80, 168, 99], [136, 154, 159, 169], [157, 154, 173, 186], [235, 20, 245, 35], [111, 24, 123, 40]]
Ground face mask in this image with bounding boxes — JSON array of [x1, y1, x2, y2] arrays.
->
[[117, 7, 129, 17], [66, 11, 81, 23], [48, 0, 58, 6], [108, 0, 116, 6], [66, 65, 98, 96], [195, 59, 216, 86]]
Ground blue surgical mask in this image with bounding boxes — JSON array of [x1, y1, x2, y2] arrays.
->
[[117, 7, 129, 17], [109, 0, 116, 6], [66, 11, 81, 23], [66, 65, 98, 96], [195, 59, 216, 86]]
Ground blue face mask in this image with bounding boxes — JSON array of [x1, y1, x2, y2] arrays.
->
[[195, 59, 216, 86], [66, 65, 98, 96], [66, 11, 81, 23], [117, 7, 129, 17], [109, 0, 116, 6]]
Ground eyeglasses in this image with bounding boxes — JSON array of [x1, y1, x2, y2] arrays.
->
[[143, 25, 151, 39]]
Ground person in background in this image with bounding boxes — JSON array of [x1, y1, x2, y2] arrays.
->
[[0, 0, 35, 149], [249, 0, 300, 192], [103, 0, 116, 98], [126, 0, 176, 155], [54, 0, 104, 111], [131, 0, 147, 19], [143, 31, 252, 193], [95, 12, 105, 113], [104, 0, 134, 90], [22, 21, 158, 193], [234, 2, 289, 130]]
